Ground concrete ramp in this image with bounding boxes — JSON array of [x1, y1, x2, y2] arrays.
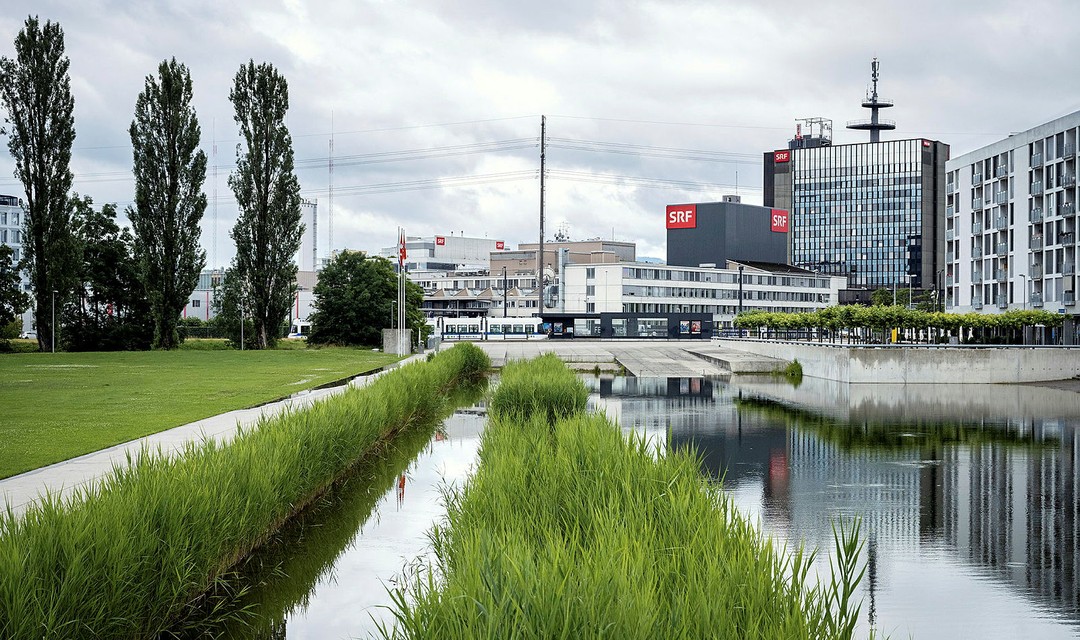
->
[[682, 344, 789, 374], [614, 345, 730, 377]]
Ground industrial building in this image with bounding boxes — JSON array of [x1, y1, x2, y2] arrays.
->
[[378, 233, 507, 272], [763, 60, 950, 294], [944, 109, 1079, 314], [665, 198, 789, 268]]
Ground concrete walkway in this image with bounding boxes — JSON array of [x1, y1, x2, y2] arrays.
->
[[472, 339, 785, 376], [0, 354, 425, 520]]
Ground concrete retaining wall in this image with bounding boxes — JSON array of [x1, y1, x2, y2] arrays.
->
[[719, 340, 1080, 384]]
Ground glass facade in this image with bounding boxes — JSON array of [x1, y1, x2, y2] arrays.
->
[[791, 139, 928, 289]]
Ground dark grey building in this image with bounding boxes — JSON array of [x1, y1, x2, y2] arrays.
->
[[665, 201, 789, 268]]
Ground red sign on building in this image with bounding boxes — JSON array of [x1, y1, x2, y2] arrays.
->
[[770, 209, 789, 233], [495, 241, 505, 250], [666, 204, 697, 229], [773, 150, 791, 163], [435, 236, 445, 246]]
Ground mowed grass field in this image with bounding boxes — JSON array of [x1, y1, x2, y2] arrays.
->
[[0, 347, 401, 479]]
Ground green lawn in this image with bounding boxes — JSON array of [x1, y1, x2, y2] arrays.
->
[[0, 348, 401, 479]]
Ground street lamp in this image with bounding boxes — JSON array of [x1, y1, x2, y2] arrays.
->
[[1019, 273, 1028, 310], [51, 289, 57, 353], [502, 266, 508, 318]]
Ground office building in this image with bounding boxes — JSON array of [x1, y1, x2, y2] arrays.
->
[[1, 194, 32, 331], [665, 200, 789, 268], [945, 110, 1079, 314], [764, 61, 950, 293], [378, 233, 506, 272]]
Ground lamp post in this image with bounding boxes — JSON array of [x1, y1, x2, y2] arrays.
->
[[239, 297, 244, 351], [502, 266, 508, 318], [1019, 273, 1028, 310], [936, 269, 945, 312], [51, 289, 57, 353], [737, 265, 744, 316]]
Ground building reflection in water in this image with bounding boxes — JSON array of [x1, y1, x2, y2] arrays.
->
[[588, 374, 1080, 636]]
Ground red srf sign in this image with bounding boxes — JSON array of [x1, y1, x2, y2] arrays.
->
[[773, 150, 791, 163], [435, 236, 445, 246], [495, 241, 505, 250], [666, 204, 697, 229], [770, 209, 789, 233]]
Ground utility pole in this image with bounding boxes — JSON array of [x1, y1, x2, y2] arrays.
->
[[538, 115, 546, 318], [503, 266, 508, 318]]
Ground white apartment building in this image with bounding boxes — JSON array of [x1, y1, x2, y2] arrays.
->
[[561, 261, 845, 329], [945, 111, 1079, 314], [1, 194, 32, 331]]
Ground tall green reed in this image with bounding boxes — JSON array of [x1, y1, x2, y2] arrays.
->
[[381, 354, 870, 640], [0, 343, 489, 639]]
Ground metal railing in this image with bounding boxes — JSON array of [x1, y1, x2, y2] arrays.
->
[[995, 165, 1009, 178], [996, 242, 1009, 255], [972, 197, 983, 210], [1064, 174, 1077, 188], [1061, 202, 1076, 217], [972, 172, 983, 183], [972, 221, 983, 234], [1031, 235, 1043, 249], [1031, 181, 1043, 194], [994, 191, 1009, 204], [972, 270, 983, 283], [973, 299, 984, 309], [1031, 153, 1043, 166], [994, 216, 1009, 230], [946, 251, 955, 263], [996, 295, 1009, 308], [972, 245, 984, 258], [1029, 207, 1043, 223], [1031, 293, 1043, 308], [946, 181, 956, 193], [996, 269, 1009, 281], [946, 229, 955, 241], [1031, 263, 1043, 277]]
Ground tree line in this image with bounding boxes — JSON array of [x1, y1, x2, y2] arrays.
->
[[0, 16, 304, 351]]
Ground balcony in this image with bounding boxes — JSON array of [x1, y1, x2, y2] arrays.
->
[[972, 197, 983, 210], [996, 242, 1009, 255], [1030, 293, 1043, 308], [1031, 181, 1043, 194], [1062, 202, 1076, 217], [1031, 153, 1043, 166], [946, 181, 956, 193], [974, 299, 984, 309], [996, 269, 1009, 282], [972, 221, 984, 234], [946, 229, 956, 241], [973, 172, 984, 183], [1065, 262, 1076, 276], [1062, 231, 1076, 245], [946, 205, 955, 216], [994, 215, 1009, 230], [994, 191, 1009, 204], [1029, 207, 1043, 223], [946, 251, 955, 263], [972, 270, 983, 283], [995, 165, 1009, 178], [1031, 235, 1043, 250], [946, 274, 955, 287], [1031, 263, 1043, 278], [972, 245, 984, 258], [996, 295, 1009, 308], [1066, 291, 1076, 306], [1065, 143, 1076, 157], [1064, 174, 1077, 188]]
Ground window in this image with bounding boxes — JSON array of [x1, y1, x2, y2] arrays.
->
[[191, 299, 201, 308]]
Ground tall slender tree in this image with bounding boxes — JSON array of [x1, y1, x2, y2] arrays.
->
[[0, 16, 79, 352], [228, 60, 303, 349], [128, 58, 207, 349]]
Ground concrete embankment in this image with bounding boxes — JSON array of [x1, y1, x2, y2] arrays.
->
[[720, 339, 1080, 384]]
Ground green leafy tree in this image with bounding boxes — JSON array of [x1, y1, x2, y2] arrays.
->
[[209, 267, 257, 349], [62, 195, 153, 351], [128, 58, 207, 350], [308, 250, 426, 347], [227, 60, 303, 350], [0, 16, 79, 352]]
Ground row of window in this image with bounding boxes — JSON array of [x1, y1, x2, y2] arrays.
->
[[0, 210, 21, 226]]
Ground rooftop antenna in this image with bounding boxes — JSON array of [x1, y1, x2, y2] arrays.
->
[[846, 57, 895, 142]]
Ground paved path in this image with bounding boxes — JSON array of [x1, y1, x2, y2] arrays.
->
[[0, 354, 425, 520]]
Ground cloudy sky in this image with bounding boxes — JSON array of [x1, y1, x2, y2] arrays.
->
[[2, 0, 1079, 266]]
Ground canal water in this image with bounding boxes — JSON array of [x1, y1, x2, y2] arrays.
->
[[187, 374, 1080, 639], [589, 375, 1080, 640]]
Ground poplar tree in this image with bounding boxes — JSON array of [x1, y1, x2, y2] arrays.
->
[[0, 16, 78, 352], [228, 60, 303, 349], [128, 58, 207, 349]]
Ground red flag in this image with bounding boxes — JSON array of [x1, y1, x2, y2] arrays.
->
[[398, 229, 407, 267]]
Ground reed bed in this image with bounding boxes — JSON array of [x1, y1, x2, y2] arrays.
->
[[0, 343, 489, 639], [382, 355, 867, 640]]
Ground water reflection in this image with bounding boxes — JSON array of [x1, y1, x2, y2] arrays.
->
[[587, 374, 1080, 640], [170, 406, 486, 639]]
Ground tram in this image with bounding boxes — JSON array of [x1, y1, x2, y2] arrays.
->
[[434, 316, 547, 340]]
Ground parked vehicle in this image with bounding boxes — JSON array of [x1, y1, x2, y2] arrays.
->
[[18, 331, 36, 340]]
